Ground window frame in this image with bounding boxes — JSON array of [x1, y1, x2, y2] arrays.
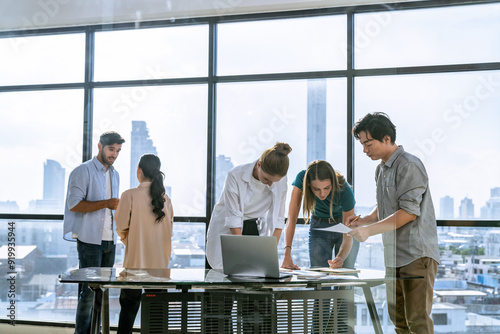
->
[[1, 1, 500, 328]]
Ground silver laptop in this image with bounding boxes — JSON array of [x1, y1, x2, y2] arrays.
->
[[220, 234, 291, 279]]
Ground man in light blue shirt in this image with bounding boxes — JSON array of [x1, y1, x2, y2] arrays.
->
[[63, 131, 125, 334]]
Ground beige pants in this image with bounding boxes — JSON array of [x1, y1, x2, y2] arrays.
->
[[386, 257, 438, 334]]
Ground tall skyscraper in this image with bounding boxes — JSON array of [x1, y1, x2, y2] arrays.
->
[[307, 79, 326, 163], [440, 195, 454, 219], [459, 197, 475, 219], [43, 159, 65, 206], [28, 159, 65, 212], [481, 187, 500, 219], [215, 155, 234, 202], [130, 120, 157, 189], [491, 187, 500, 198]]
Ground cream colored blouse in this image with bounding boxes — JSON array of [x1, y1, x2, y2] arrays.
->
[[115, 182, 173, 269]]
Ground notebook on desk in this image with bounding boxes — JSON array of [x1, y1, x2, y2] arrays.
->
[[220, 234, 292, 279]]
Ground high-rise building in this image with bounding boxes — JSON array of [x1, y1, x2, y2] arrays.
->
[[130, 120, 157, 189], [459, 197, 475, 219], [43, 159, 65, 205], [307, 79, 326, 163], [28, 159, 65, 213], [481, 187, 500, 219], [440, 195, 454, 219], [215, 155, 234, 203], [491, 187, 500, 198]]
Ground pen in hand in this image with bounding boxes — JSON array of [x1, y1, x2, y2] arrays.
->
[[347, 215, 361, 227]]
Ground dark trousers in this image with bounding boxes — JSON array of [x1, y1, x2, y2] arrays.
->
[[75, 240, 115, 334], [117, 289, 142, 334], [242, 219, 259, 236]]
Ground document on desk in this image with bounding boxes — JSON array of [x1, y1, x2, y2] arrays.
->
[[307, 267, 360, 274], [312, 223, 352, 233], [280, 268, 327, 278]]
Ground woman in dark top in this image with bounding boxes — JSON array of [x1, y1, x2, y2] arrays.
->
[[281, 160, 359, 269]]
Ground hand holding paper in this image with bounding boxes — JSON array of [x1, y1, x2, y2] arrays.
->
[[312, 223, 351, 233]]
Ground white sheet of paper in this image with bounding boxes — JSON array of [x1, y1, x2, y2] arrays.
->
[[313, 224, 352, 233]]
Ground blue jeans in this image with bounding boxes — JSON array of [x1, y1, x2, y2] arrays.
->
[[309, 218, 360, 269], [75, 240, 115, 334], [309, 218, 359, 333]]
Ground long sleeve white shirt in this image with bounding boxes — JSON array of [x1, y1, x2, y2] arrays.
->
[[206, 160, 287, 269]]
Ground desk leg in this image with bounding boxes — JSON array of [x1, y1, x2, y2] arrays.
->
[[102, 288, 110, 334], [362, 286, 383, 334], [90, 287, 102, 334]]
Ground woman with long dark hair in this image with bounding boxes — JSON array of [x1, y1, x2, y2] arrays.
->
[[115, 154, 173, 334]]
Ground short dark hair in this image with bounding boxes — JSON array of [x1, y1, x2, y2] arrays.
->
[[352, 112, 396, 143], [99, 131, 125, 147]]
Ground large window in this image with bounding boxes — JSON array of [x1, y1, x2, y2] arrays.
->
[[354, 71, 500, 219], [0, 34, 85, 85], [354, 3, 500, 68], [93, 84, 208, 216], [216, 78, 347, 207], [1, 1, 500, 332], [94, 25, 209, 81], [217, 16, 347, 75], [0, 90, 84, 214]]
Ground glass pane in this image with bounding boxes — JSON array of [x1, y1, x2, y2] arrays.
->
[[277, 224, 313, 268], [0, 219, 79, 322], [352, 225, 500, 332], [170, 222, 207, 269], [0, 34, 85, 86], [0, 90, 84, 214], [218, 15, 347, 75], [355, 3, 500, 69], [94, 25, 209, 81], [216, 79, 347, 214], [115, 222, 207, 328], [354, 71, 500, 220], [93, 85, 207, 216]]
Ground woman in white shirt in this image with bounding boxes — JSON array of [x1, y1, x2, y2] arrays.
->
[[206, 142, 292, 270]]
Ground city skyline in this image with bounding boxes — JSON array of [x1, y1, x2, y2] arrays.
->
[[438, 188, 500, 220]]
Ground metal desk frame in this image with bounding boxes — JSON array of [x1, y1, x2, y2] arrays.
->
[[60, 268, 404, 334]]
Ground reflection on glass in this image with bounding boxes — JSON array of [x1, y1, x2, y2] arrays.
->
[[0, 34, 85, 86], [0, 220, 79, 322], [93, 85, 207, 216], [218, 15, 347, 75], [355, 3, 500, 69], [0, 219, 206, 325], [352, 226, 500, 333], [216, 79, 347, 212], [0, 90, 84, 214], [94, 25, 209, 81], [355, 71, 500, 219]]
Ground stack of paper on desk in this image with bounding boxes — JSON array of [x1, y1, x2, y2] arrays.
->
[[280, 268, 327, 278], [307, 267, 360, 274]]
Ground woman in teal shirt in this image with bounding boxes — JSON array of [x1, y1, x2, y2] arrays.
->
[[281, 160, 359, 269]]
